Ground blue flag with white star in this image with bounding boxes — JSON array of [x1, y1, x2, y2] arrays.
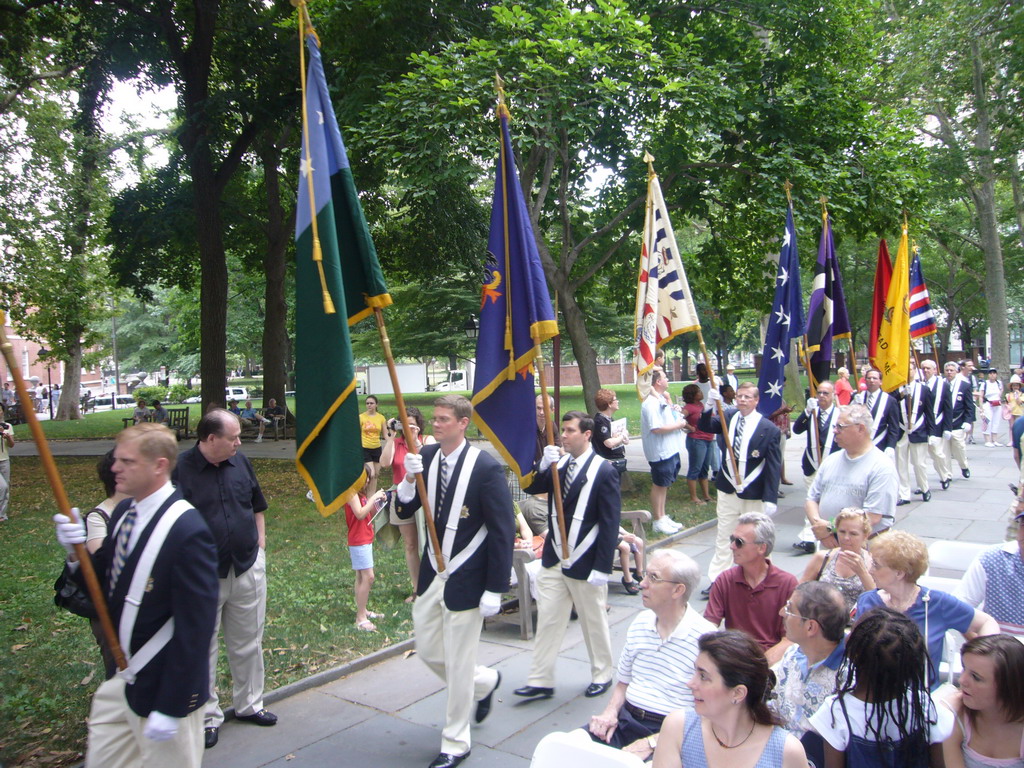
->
[[757, 204, 804, 417]]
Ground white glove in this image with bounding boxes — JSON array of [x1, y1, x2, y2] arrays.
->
[[403, 451, 423, 479], [928, 435, 942, 448], [707, 388, 722, 404], [143, 711, 179, 741], [943, 430, 952, 440], [54, 508, 86, 555], [805, 398, 817, 415], [479, 590, 502, 618], [764, 502, 778, 516], [587, 570, 609, 587], [538, 444, 561, 472]]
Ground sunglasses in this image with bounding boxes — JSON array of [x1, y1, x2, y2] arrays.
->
[[729, 535, 749, 548]]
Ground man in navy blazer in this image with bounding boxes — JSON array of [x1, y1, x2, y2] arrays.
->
[[851, 368, 903, 453], [514, 411, 621, 702], [55, 423, 218, 768], [943, 360, 976, 479], [896, 363, 936, 505], [920, 359, 953, 489], [699, 382, 782, 583], [396, 395, 515, 768]]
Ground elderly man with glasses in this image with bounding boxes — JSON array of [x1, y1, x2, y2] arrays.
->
[[704, 512, 796, 665], [586, 550, 714, 763], [805, 404, 898, 548]]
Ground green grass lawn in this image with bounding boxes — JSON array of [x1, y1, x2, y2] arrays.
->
[[0, 452, 713, 766]]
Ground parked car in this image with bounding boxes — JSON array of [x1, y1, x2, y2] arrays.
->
[[183, 386, 251, 405]]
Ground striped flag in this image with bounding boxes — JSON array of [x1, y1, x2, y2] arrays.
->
[[633, 159, 701, 398], [909, 247, 937, 339]]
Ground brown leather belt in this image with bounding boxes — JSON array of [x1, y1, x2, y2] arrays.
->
[[624, 701, 666, 725]]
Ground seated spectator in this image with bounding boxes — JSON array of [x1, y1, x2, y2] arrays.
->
[[653, 630, 808, 768], [150, 399, 168, 424], [941, 634, 1024, 768], [855, 530, 999, 690], [617, 527, 645, 595], [770, 582, 847, 766], [264, 397, 285, 425], [954, 500, 1024, 638], [799, 507, 874, 615], [705, 512, 798, 665], [227, 399, 242, 416], [131, 398, 149, 424], [809, 607, 954, 767], [588, 550, 715, 761], [239, 399, 270, 443]]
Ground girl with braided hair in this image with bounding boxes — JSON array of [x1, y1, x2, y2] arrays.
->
[[809, 607, 953, 767]]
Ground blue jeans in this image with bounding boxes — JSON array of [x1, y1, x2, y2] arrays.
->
[[686, 437, 712, 480]]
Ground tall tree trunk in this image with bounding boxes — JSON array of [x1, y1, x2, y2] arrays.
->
[[1010, 154, 1024, 253], [259, 140, 291, 413], [969, 40, 1008, 377]]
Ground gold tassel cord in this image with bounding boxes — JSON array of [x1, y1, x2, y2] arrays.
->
[[297, 0, 335, 315]]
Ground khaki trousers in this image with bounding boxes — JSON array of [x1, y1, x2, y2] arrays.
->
[[943, 428, 970, 475], [709, 493, 765, 581], [527, 565, 612, 688], [87, 677, 203, 768], [413, 577, 497, 756], [206, 548, 267, 728]]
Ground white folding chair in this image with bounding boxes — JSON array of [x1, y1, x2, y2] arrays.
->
[[531, 730, 647, 768], [918, 574, 967, 685], [925, 540, 989, 578]]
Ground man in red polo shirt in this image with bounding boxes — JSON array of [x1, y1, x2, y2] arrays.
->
[[704, 511, 797, 665]]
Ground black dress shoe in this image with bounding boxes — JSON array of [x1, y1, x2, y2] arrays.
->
[[962, 468, 971, 479], [236, 708, 278, 726], [475, 671, 500, 723], [204, 726, 219, 749], [792, 541, 816, 555], [896, 499, 911, 507], [513, 685, 554, 699], [429, 751, 470, 768], [922, 490, 932, 502], [585, 681, 613, 698], [941, 478, 951, 490], [700, 587, 711, 600]]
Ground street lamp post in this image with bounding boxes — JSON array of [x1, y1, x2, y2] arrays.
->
[[38, 348, 53, 419]]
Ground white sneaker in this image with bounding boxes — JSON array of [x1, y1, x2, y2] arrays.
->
[[306, 489, 315, 502], [256, 436, 263, 443], [985, 442, 995, 447], [653, 517, 678, 535]]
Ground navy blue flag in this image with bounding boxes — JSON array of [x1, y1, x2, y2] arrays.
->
[[805, 212, 851, 386], [757, 205, 804, 417], [471, 100, 558, 483]]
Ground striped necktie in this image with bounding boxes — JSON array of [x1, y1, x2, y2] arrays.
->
[[818, 410, 827, 437], [563, 459, 577, 500], [866, 392, 875, 412], [735, 416, 746, 446], [109, 504, 137, 593], [438, 456, 449, 509]]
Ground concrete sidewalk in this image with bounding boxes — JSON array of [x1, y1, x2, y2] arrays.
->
[[194, 437, 1019, 768]]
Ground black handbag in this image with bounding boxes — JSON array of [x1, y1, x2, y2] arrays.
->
[[53, 563, 98, 619]]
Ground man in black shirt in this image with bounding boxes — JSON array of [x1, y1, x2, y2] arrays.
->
[[173, 409, 277, 749]]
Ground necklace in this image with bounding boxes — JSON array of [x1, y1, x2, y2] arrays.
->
[[711, 720, 756, 749]]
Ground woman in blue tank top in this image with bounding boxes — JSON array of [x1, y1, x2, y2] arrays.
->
[[654, 630, 808, 768]]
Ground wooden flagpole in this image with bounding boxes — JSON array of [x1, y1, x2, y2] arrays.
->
[[535, 350, 570, 564], [373, 309, 445, 572], [0, 314, 127, 670], [697, 332, 740, 481]]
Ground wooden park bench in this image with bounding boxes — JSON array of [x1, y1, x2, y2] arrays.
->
[[121, 407, 190, 440], [501, 509, 652, 640], [239, 408, 293, 441]]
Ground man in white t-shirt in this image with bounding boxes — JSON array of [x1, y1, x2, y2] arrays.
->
[[805, 404, 898, 546]]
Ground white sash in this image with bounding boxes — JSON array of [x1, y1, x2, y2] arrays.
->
[[927, 378, 945, 426], [426, 446, 486, 581], [116, 499, 192, 685], [723, 411, 765, 493], [808, 406, 837, 471], [549, 455, 606, 568], [905, 384, 926, 433], [861, 390, 890, 446]]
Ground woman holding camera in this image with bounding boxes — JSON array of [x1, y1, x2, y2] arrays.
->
[[381, 406, 435, 602]]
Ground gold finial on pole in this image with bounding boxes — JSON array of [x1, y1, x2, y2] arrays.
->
[[643, 151, 655, 179], [783, 179, 793, 205], [495, 73, 509, 119]]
